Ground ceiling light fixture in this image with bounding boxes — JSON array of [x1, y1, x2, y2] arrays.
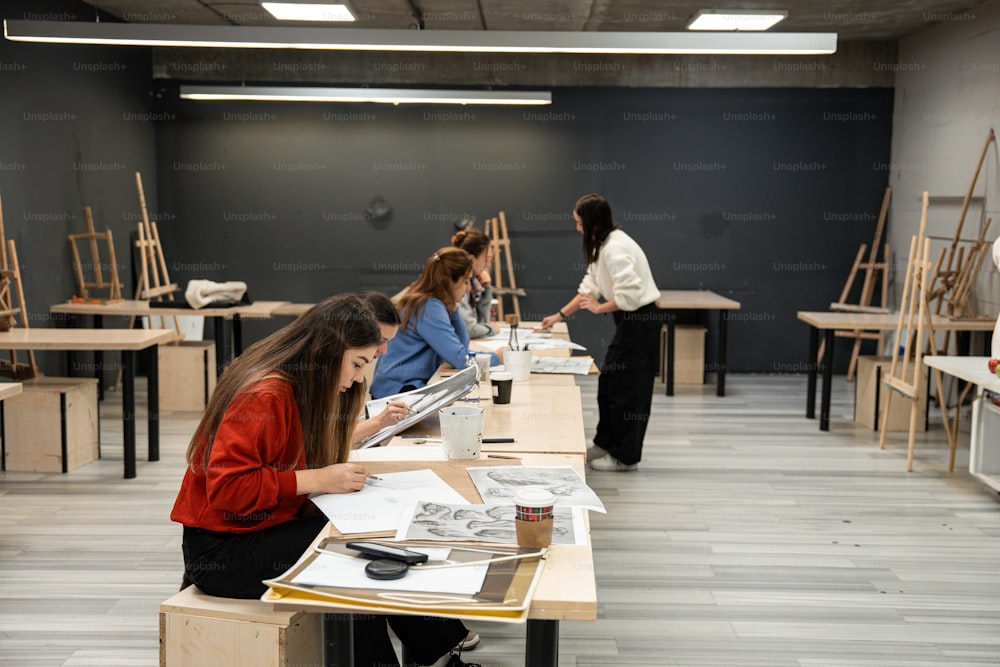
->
[[686, 9, 788, 31], [179, 85, 553, 105], [260, 2, 355, 22], [4, 21, 836, 55]]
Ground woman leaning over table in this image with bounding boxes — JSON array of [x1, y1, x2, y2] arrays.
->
[[370, 247, 499, 400], [170, 294, 480, 667], [451, 229, 497, 338], [541, 193, 661, 472]]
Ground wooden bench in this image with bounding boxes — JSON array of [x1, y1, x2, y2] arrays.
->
[[159, 586, 322, 667]]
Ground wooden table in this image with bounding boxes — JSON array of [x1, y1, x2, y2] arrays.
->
[[922, 356, 1000, 489], [655, 290, 741, 397], [50, 299, 289, 380], [394, 384, 586, 456], [0, 328, 176, 478], [796, 311, 995, 431], [269, 452, 596, 667], [0, 381, 22, 401]]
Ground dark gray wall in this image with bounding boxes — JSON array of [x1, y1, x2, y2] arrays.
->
[[153, 86, 892, 372], [0, 0, 157, 376]]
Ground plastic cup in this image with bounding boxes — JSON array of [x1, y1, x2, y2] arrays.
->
[[473, 352, 492, 382], [505, 349, 533, 382], [490, 371, 513, 404], [514, 488, 555, 548], [439, 406, 485, 459]]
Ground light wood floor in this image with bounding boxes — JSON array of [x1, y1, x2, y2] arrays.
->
[[2, 375, 999, 666]]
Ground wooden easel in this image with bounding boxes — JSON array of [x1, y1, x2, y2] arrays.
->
[[68, 206, 123, 303], [0, 194, 39, 378], [485, 211, 525, 321], [926, 129, 997, 322], [878, 192, 938, 471], [133, 172, 180, 304], [115, 172, 183, 390], [824, 186, 893, 380]]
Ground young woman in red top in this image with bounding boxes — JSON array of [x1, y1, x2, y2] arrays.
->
[[171, 294, 478, 667]]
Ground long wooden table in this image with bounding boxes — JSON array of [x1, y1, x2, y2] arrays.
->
[[391, 384, 586, 456], [655, 289, 741, 396], [0, 328, 176, 478], [269, 453, 595, 667], [50, 299, 289, 380], [796, 311, 995, 431], [922, 356, 1000, 489]]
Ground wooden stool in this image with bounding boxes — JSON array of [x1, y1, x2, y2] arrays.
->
[[1, 377, 98, 473], [158, 341, 216, 411], [159, 585, 322, 667]]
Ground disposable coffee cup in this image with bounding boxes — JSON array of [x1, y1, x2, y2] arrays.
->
[[505, 349, 533, 382], [473, 352, 492, 382], [490, 371, 513, 405], [514, 488, 555, 548], [439, 406, 485, 459]]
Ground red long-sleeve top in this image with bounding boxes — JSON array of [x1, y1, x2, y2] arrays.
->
[[170, 378, 307, 533]]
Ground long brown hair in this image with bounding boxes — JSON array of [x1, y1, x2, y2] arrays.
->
[[397, 247, 473, 329], [186, 294, 382, 472], [575, 193, 620, 265], [452, 229, 491, 258]]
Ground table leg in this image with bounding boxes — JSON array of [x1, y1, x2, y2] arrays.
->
[[213, 316, 226, 378], [93, 314, 104, 401], [717, 310, 728, 397], [665, 319, 676, 397], [526, 619, 559, 667], [820, 329, 834, 431], [122, 349, 136, 479], [806, 326, 818, 419], [233, 314, 244, 356], [147, 344, 159, 462], [322, 614, 353, 666]]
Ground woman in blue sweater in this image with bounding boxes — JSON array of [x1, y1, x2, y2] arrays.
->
[[371, 247, 499, 399]]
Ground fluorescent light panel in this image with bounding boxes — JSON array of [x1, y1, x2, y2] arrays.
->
[[261, 3, 355, 22], [3, 21, 836, 55], [687, 10, 788, 31], [180, 85, 552, 105]]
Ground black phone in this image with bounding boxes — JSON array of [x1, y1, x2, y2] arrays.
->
[[345, 542, 429, 565]]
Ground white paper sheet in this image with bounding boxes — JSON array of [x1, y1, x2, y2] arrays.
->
[[530, 356, 595, 375], [396, 501, 587, 546], [311, 469, 468, 534], [291, 551, 488, 595], [474, 330, 586, 353], [359, 364, 478, 448], [467, 465, 607, 513]]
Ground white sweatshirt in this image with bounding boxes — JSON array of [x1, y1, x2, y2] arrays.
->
[[578, 229, 660, 312]]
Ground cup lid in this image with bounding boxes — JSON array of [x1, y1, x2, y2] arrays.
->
[[490, 371, 513, 381], [514, 488, 555, 507], [442, 405, 484, 416]]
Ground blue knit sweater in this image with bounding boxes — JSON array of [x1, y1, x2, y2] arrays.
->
[[370, 298, 499, 399]]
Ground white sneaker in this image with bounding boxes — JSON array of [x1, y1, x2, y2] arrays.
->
[[589, 456, 637, 472], [453, 630, 479, 651], [586, 445, 608, 463]]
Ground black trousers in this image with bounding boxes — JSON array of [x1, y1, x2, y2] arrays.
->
[[182, 518, 468, 666], [593, 302, 662, 465]]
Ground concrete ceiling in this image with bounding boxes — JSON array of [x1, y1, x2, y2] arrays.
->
[[75, 0, 991, 41]]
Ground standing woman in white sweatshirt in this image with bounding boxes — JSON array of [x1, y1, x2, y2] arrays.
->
[[541, 194, 661, 471]]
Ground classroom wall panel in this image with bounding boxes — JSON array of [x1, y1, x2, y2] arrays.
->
[[154, 86, 892, 372]]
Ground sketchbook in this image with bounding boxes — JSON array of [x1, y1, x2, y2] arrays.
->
[[263, 536, 547, 623], [359, 364, 479, 448]]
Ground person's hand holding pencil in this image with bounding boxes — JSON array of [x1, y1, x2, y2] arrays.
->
[[375, 400, 416, 429]]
